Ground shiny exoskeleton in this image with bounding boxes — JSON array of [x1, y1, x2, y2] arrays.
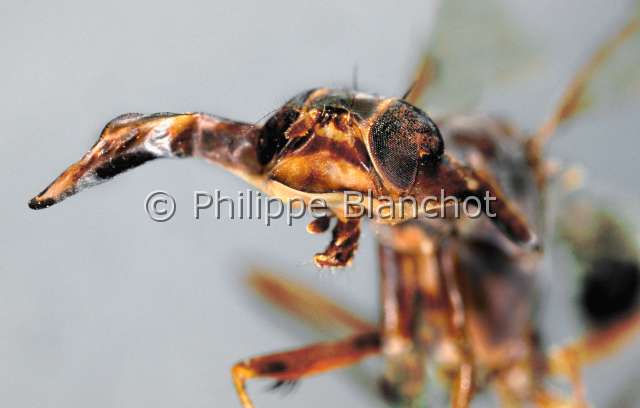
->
[[28, 8, 640, 408]]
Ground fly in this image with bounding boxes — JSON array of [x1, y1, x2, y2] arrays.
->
[[28, 2, 640, 407]]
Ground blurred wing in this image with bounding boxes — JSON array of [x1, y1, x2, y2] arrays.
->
[[406, 0, 538, 113]]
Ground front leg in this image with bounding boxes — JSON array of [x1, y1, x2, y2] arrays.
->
[[312, 218, 361, 268], [232, 331, 380, 408]]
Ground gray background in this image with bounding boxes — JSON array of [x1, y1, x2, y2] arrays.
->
[[2, 0, 640, 407]]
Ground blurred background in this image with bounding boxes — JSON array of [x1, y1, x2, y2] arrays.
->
[[1, 0, 639, 407]]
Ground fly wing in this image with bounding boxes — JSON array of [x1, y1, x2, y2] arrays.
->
[[405, 0, 539, 114]]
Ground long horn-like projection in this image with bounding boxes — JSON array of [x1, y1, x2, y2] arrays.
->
[[28, 112, 262, 209]]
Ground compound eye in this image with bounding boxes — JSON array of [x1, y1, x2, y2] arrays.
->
[[368, 100, 443, 192]]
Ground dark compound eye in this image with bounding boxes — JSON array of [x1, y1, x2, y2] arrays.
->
[[368, 100, 443, 192], [580, 257, 640, 327]]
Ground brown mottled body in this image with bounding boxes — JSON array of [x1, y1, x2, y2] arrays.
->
[[27, 85, 542, 406], [27, 11, 640, 408], [363, 110, 545, 404]]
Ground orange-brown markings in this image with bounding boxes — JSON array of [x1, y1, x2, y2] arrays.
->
[[232, 331, 380, 408], [313, 218, 360, 267], [30, 113, 262, 209], [284, 110, 319, 139], [549, 311, 640, 376], [539, 312, 640, 406], [30, 119, 157, 207], [271, 149, 373, 193], [306, 215, 331, 234], [270, 111, 375, 194], [34, 117, 189, 204], [168, 114, 199, 156], [403, 55, 438, 105], [248, 270, 374, 333], [235, 331, 380, 381]]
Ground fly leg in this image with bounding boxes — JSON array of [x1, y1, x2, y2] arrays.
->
[[231, 331, 380, 408], [247, 268, 374, 334], [439, 239, 477, 408], [540, 311, 640, 406], [313, 218, 361, 268], [377, 225, 428, 405], [550, 311, 640, 369], [526, 18, 640, 187], [540, 349, 587, 408]]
